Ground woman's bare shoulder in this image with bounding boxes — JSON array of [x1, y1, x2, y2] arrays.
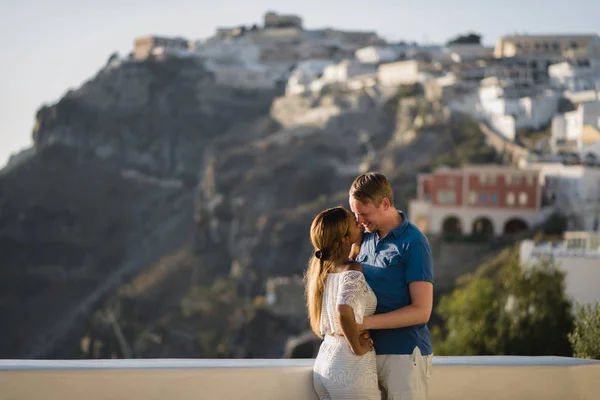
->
[[337, 260, 363, 273]]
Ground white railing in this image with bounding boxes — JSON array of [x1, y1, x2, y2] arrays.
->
[[530, 246, 600, 259], [1, 357, 599, 400]]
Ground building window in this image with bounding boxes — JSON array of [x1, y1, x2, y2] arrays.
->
[[507, 192, 515, 206], [519, 192, 528, 206], [505, 174, 512, 185], [479, 193, 487, 204], [479, 173, 494, 185], [438, 191, 456, 204], [448, 177, 455, 188], [469, 191, 477, 204], [526, 175, 534, 186], [490, 193, 498, 205], [514, 175, 522, 185]]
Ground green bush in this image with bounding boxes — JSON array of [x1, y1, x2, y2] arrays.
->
[[569, 301, 600, 359]]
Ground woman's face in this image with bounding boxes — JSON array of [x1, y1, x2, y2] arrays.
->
[[346, 212, 362, 243]]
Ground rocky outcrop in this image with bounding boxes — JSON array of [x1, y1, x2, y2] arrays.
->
[[33, 58, 281, 178]]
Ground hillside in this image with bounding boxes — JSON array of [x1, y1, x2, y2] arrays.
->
[[1, 56, 501, 359]]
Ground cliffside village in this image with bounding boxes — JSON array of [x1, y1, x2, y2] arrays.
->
[[126, 11, 600, 309]]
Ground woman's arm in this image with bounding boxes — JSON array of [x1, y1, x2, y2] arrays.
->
[[337, 304, 372, 356]]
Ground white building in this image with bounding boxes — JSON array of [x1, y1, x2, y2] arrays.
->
[[445, 44, 494, 63], [355, 46, 399, 64], [206, 61, 278, 90], [551, 101, 600, 155], [494, 34, 600, 59], [520, 231, 600, 307], [528, 162, 600, 231], [548, 59, 600, 92], [377, 60, 423, 87], [478, 78, 559, 140], [322, 60, 377, 83], [133, 36, 190, 60], [193, 37, 261, 65], [285, 60, 336, 96]]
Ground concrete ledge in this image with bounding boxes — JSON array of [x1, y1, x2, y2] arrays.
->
[[1, 357, 599, 400]]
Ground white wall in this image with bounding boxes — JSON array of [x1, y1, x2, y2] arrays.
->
[[285, 60, 335, 96], [549, 60, 600, 91], [193, 38, 261, 65], [1, 358, 599, 400], [520, 240, 600, 306], [377, 60, 420, 86], [411, 204, 547, 236], [531, 164, 600, 230], [489, 114, 516, 141], [210, 64, 276, 90], [355, 46, 398, 64]]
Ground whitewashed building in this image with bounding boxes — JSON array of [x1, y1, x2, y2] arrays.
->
[[354, 46, 399, 64], [548, 59, 600, 92], [445, 44, 494, 62], [528, 162, 600, 231], [551, 101, 600, 155], [285, 60, 336, 96], [478, 78, 559, 140], [193, 38, 261, 65], [494, 34, 600, 59], [322, 60, 376, 83], [134, 36, 190, 60], [377, 60, 423, 87], [206, 61, 278, 90], [520, 231, 600, 307]]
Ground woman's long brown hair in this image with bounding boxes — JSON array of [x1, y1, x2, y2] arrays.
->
[[304, 207, 352, 338]]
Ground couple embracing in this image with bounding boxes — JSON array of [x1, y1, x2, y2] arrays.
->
[[305, 172, 434, 400]]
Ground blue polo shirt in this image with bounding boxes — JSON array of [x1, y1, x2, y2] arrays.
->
[[357, 211, 434, 355]]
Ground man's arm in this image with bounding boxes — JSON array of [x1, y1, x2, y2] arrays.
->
[[361, 235, 434, 331], [361, 281, 433, 330]]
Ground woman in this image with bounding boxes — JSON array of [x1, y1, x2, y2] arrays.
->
[[305, 206, 380, 400]]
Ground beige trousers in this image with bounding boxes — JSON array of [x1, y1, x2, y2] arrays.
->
[[376, 347, 433, 400]]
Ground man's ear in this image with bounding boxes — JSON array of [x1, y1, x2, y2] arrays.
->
[[381, 197, 391, 210]]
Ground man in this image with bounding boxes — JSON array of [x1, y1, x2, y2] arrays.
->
[[349, 172, 434, 400]]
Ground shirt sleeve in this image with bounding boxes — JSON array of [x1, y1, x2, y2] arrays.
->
[[405, 235, 434, 284], [336, 270, 369, 323]]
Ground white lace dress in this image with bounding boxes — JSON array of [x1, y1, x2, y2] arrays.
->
[[313, 270, 380, 400]]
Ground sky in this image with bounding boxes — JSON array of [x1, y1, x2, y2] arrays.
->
[[1, 0, 599, 167]]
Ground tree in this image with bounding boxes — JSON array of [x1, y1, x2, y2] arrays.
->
[[447, 33, 482, 46], [432, 246, 574, 356], [569, 301, 600, 359]]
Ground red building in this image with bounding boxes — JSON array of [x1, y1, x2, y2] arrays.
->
[[410, 165, 547, 236]]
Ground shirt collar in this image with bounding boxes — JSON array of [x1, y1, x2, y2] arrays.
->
[[376, 210, 409, 241], [389, 210, 409, 239]]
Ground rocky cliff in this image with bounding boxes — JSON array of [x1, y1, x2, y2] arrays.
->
[[0, 57, 499, 359]]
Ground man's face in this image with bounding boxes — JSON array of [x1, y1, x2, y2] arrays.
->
[[349, 197, 385, 233]]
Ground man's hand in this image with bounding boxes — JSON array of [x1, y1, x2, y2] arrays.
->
[[358, 316, 373, 332]]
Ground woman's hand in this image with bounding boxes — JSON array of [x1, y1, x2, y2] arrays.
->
[[351, 334, 374, 356]]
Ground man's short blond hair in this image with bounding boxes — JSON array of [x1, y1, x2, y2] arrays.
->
[[349, 172, 394, 207]]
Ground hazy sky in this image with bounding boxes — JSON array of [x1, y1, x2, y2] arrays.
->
[[1, 0, 598, 167]]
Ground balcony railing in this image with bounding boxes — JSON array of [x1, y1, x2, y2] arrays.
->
[[1, 356, 599, 400]]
